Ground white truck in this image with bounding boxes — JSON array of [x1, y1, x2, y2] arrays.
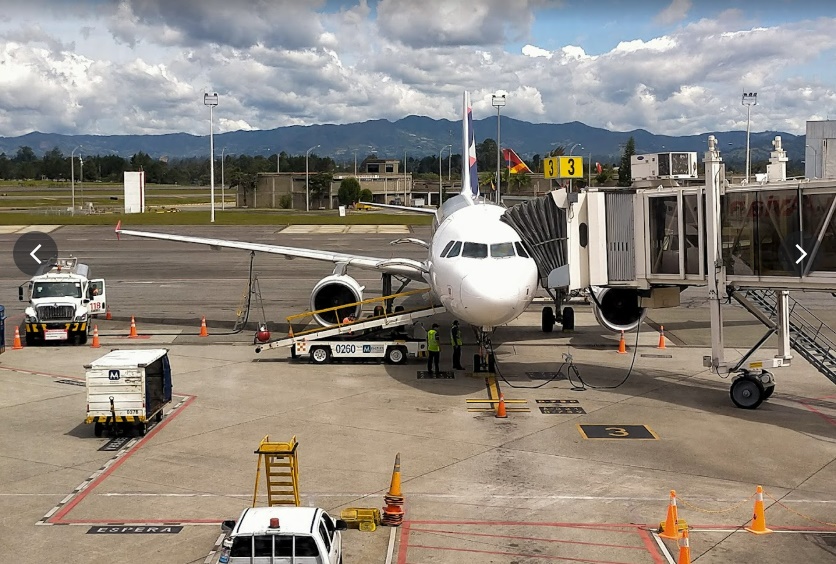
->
[[219, 506, 347, 564], [84, 349, 172, 437], [19, 257, 106, 346]]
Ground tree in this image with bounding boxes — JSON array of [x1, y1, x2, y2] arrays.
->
[[595, 163, 616, 186], [308, 172, 333, 206], [618, 137, 636, 187], [337, 177, 361, 205], [359, 188, 373, 202]]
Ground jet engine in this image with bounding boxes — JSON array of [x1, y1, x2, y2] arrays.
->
[[310, 275, 364, 326], [591, 287, 645, 333]]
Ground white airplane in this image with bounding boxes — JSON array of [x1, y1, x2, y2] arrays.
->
[[115, 91, 644, 347], [116, 92, 539, 340]]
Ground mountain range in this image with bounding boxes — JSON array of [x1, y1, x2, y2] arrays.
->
[[0, 116, 806, 168]]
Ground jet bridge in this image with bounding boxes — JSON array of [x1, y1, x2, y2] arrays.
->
[[528, 135, 836, 408]]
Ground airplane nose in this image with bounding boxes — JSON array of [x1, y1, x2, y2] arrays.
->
[[459, 274, 520, 326]]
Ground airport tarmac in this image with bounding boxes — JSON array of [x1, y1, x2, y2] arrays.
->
[[1, 225, 835, 563]]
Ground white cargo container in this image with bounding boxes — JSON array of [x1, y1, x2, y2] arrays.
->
[[84, 349, 172, 437]]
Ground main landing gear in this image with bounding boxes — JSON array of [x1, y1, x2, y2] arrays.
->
[[729, 370, 775, 409]]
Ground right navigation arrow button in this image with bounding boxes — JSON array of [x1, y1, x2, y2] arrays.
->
[[795, 244, 808, 264]]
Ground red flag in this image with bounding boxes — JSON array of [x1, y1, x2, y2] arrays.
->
[[595, 162, 603, 174], [501, 148, 532, 174]]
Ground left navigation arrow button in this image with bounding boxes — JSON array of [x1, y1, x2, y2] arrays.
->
[[30, 243, 43, 264], [13, 232, 58, 276]]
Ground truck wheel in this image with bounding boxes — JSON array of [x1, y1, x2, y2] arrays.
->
[[385, 346, 407, 365], [137, 422, 148, 436], [77, 332, 88, 345], [310, 346, 331, 364], [25, 331, 37, 347], [94, 422, 103, 438], [155, 410, 164, 423]]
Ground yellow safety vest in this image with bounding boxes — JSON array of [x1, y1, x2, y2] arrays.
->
[[451, 326, 462, 346], [427, 329, 440, 352]]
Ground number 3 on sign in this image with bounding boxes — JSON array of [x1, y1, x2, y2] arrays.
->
[[544, 157, 558, 179], [605, 427, 630, 437], [559, 156, 583, 178]]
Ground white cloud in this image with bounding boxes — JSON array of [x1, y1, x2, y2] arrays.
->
[[655, 0, 692, 26], [0, 2, 834, 139]]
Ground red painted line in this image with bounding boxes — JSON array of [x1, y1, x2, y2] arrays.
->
[[638, 528, 666, 564], [59, 518, 220, 524], [406, 519, 639, 532], [50, 394, 196, 523], [396, 521, 411, 564], [405, 544, 636, 563], [800, 393, 836, 427], [407, 527, 645, 550]]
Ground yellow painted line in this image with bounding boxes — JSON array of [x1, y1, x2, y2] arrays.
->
[[466, 398, 528, 404], [486, 375, 500, 401], [0, 225, 26, 234]]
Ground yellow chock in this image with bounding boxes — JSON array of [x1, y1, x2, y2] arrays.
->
[[677, 527, 691, 564], [745, 485, 773, 535], [659, 490, 687, 540]]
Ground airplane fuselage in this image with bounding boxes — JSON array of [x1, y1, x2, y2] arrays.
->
[[426, 199, 539, 328]]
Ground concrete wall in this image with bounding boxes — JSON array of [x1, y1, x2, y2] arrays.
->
[[806, 120, 836, 179]]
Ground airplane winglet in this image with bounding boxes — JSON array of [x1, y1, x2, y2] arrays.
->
[[115, 220, 121, 240]]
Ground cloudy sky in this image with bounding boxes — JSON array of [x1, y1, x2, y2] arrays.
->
[[0, 0, 833, 138]]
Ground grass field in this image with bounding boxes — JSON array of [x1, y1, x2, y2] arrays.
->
[[0, 210, 434, 226]]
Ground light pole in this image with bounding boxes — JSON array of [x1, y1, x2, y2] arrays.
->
[[806, 144, 819, 179], [588, 150, 592, 187], [305, 144, 320, 212], [353, 150, 358, 176], [204, 92, 219, 222], [438, 144, 451, 207], [79, 155, 84, 210], [569, 143, 583, 191], [276, 151, 280, 174], [221, 147, 227, 210], [742, 91, 757, 184], [70, 145, 81, 214], [492, 93, 506, 204]]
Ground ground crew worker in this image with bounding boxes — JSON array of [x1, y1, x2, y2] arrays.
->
[[450, 320, 464, 370], [342, 313, 356, 335], [427, 323, 441, 374]]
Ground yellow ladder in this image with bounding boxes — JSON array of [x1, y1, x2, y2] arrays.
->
[[252, 435, 300, 507]]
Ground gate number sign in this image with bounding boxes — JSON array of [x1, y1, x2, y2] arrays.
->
[[577, 424, 658, 440]]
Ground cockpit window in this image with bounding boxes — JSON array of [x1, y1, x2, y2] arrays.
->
[[514, 242, 530, 258], [490, 243, 516, 258], [445, 241, 462, 258], [440, 240, 455, 257], [461, 242, 488, 258]]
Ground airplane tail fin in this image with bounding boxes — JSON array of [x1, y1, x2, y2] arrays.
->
[[502, 148, 533, 174], [461, 91, 479, 200]]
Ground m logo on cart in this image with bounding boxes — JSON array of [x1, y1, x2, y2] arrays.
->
[[362, 345, 371, 353], [108, 370, 121, 380]]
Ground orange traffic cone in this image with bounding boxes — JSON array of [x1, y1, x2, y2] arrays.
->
[[659, 490, 686, 540], [745, 485, 773, 534], [617, 330, 627, 354], [105, 307, 112, 320], [12, 327, 23, 350], [495, 393, 508, 418], [657, 325, 667, 349], [381, 453, 404, 527], [199, 316, 208, 337], [677, 527, 691, 564], [128, 316, 138, 338], [91, 325, 101, 348]]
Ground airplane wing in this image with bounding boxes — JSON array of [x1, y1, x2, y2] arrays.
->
[[358, 201, 438, 215], [115, 222, 428, 280]]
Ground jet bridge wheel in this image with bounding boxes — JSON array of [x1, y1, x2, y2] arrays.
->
[[730, 373, 766, 409], [541, 307, 555, 333]]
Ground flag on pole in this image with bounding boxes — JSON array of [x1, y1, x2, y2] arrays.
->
[[595, 162, 603, 174], [501, 148, 532, 174]]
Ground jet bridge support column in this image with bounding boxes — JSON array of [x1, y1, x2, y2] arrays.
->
[[704, 136, 728, 373], [776, 290, 793, 362]]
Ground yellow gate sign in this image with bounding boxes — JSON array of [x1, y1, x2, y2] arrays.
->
[[543, 157, 559, 179], [559, 156, 583, 178]]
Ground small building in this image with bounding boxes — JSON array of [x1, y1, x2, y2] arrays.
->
[[806, 120, 836, 179]]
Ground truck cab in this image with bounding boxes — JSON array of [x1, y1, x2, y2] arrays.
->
[[19, 257, 106, 345], [220, 507, 347, 564]]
